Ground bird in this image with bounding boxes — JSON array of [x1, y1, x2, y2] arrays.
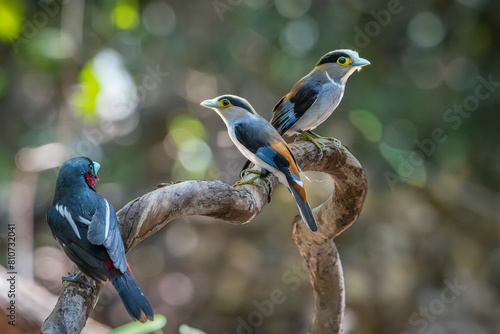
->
[[47, 157, 154, 322], [201, 95, 318, 232], [270, 49, 370, 154]]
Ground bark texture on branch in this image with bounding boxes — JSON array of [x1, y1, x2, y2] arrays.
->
[[41, 140, 367, 334], [0, 265, 110, 334]]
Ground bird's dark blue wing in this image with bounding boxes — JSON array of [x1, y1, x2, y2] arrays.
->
[[254, 145, 296, 181], [47, 205, 110, 281], [233, 121, 315, 230], [233, 122, 301, 183], [48, 194, 127, 276], [271, 78, 322, 134]]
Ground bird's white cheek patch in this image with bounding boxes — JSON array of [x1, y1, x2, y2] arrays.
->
[[55, 204, 81, 239]]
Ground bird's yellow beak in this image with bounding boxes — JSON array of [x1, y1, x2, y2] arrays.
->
[[351, 58, 370, 67], [200, 99, 218, 108]]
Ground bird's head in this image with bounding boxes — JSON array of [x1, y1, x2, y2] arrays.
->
[[57, 157, 100, 192], [200, 95, 257, 125], [315, 49, 370, 84]]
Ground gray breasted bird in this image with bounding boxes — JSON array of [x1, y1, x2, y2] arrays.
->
[[270, 49, 370, 152], [201, 95, 318, 232]]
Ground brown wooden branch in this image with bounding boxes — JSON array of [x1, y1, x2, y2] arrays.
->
[[41, 140, 367, 334], [0, 265, 110, 334]]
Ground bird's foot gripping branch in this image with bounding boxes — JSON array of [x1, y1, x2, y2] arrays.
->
[[42, 140, 367, 334]]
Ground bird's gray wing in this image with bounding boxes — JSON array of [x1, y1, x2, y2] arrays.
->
[[87, 197, 127, 273]]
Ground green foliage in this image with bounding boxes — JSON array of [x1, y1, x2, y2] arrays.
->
[[111, 0, 139, 30], [179, 324, 207, 334], [0, 0, 24, 41], [110, 314, 166, 334], [72, 61, 100, 122]]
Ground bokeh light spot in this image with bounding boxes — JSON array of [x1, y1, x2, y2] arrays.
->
[[73, 49, 137, 126], [111, 0, 139, 30], [16, 143, 68, 172], [0, 0, 24, 41], [178, 139, 212, 174], [443, 57, 479, 91], [379, 141, 427, 187], [349, 109, 382, 142], [29, 28, 75, 59], [142, 1, 176, 37], [72, 61, 100, 122], [281, 16, 318, 56], [185, 70, 218, 104], [407, 12, 446, 48], [129, 245, 165, 277], [158, 272, 194, 306], [383, 119, 418, 150], [169, 114, 207, 144], [165, 223, 199, 257], [274, 0, 311, 19], [167, 114, 213, 177]]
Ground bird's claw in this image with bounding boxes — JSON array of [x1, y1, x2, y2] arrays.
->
[[322, 136, 342, 147], [234, 169, 273, 203], [234, 175, 262, 189], [63, 271, 93, 290], [240, 168, 261, 177], [310, 139, 325, 159], [330, 137, 342, 147], [299, 131, 342, 158], [298, 132, 325, 158], [240, 160, 253, 177], [309, 131, 342, 147], [263, 177, 273, 203]]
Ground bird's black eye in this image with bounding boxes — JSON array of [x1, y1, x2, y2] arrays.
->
[[337, 57, 348, 66], [220, 99, 231, 108], [89, 164, 93, 171]]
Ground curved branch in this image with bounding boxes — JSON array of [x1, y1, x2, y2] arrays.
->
[[291, 141, 366, 334], [42, 140, 367, 333]]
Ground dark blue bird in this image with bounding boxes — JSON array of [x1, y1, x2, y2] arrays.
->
[[47, 157, 153, 322]]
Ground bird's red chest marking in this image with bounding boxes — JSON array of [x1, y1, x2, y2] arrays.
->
[[84, 173, 98, 191]]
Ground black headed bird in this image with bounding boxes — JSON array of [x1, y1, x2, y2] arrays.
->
[[47, 157, 154, 322], [270, 49, 370, 153], [201, 95, 318, 232]]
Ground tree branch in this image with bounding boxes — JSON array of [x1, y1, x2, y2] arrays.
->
[[0, 265, 110, 334], [41, 140, 367, 333]]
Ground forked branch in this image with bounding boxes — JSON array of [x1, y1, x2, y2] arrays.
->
[[42, 140, 367, 334]]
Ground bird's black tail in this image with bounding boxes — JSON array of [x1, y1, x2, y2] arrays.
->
[[287, 177, 318, 232], [106, 262, 154, 323]]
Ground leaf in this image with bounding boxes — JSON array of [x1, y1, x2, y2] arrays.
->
[[110, 314, 167, 334], [179, 324, 207, 334]]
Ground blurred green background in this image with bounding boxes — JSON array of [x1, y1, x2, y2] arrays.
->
[[1, 0, 499, 333]]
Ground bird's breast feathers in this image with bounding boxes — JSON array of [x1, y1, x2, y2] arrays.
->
[[289, 80, 344, 132]]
